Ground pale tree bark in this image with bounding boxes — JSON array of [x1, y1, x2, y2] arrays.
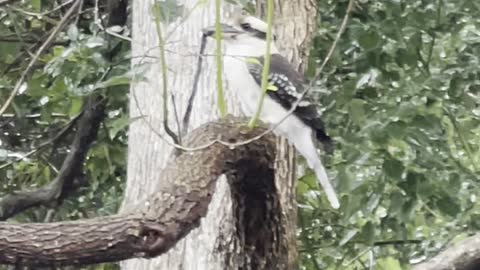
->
[[122, 1, 241, 269], [122, 0, 316, 269]]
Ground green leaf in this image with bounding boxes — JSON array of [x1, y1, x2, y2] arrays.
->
[[85, 36, 106, 48], [95, 74, 135, 89], [337, 166, 353, 193], [67, 25, 79, 41], [376, 257, 402, 270], [358, 28, 380, 50], [361, 221, 375, 246], [266, 83, 278, 91], [244, 57, 262, 66], [0, 149, 7, 161], [383, 157, 404, 179], [42, 166, 51, 182], [299, 172, 317, 188], [384, 121, 407, 139], [339, 229, 358, 246], [436, 196, 461, 217], [348, 99, 366, 125], [389, 191, 405, 217], [399, 199, 416, 222], [108, 116, 143, 139], [31, 0, 41, 11], [69, 98, 83, 117]]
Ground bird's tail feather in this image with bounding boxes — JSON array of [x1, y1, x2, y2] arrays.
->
[[292, 131, 340, 209], [312, 160, 340, 209]]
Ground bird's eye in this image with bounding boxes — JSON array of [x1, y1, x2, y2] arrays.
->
[[240, 23, 252, 31]]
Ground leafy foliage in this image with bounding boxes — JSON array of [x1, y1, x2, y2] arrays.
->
[[298, 0, 480, 269], [0, 2, 130, 268]]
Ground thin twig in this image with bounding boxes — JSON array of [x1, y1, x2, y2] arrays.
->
[[73, 0, 84, 26], [0, 37, 69, 45], [153, 2, 180, 145], [0, 0, 82, 117], [343, 247, 372, 267], [317, 0, 355, 73], [47, 0, 75, 15], [0, 112, 83, 170], [181, 34, 208, 137], [170, 93, 182, 145], [0, 96, 106, 220], [10, 7, 60, 25]]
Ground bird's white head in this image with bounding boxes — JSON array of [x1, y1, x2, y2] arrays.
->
[[202, 14, 279, 57]]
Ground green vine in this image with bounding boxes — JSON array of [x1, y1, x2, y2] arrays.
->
[[248, 0, 273, 128], [214, 0, 227, 117]]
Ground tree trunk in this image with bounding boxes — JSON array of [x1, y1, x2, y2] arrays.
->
[[122, 0, 316, 269], [256, 2, 317, 267]]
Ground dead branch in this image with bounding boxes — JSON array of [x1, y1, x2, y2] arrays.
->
[[0, 96, 106, 220], [181, 34, 209, 137], [0, 117, 278, 268]]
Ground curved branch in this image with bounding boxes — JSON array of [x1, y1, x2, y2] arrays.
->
[[412, 234, 480, 270], [0, 96, 106, 220], [0, 117, 277, 267]]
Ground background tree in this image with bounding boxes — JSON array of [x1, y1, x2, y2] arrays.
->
[[121, 0, 315, 269], [0, 0, 480, 269]]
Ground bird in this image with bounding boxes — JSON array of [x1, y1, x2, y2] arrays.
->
[[202, 14, 340, 209]]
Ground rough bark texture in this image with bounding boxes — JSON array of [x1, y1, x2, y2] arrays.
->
[[0, 118, 277, 268], [412, 234, 480, 270], [123, 0, 316, 269], [258, 0, 317, 71]]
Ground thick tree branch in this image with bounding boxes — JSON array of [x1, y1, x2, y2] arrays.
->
[[0, 96, 106, 220], [0, 117, 278, 267], [412, 234, 480, 270]]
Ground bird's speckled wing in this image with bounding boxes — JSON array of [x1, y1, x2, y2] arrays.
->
[[246, 54, 332, 150]]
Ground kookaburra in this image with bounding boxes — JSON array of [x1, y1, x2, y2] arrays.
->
[[202, 15, 340, 209]]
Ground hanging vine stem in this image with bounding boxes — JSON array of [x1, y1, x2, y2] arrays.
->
[[214, 0, 227, 117], [247, 0, 274, 128], [153, 2, 180, 145], [137, 0, 356, 152]]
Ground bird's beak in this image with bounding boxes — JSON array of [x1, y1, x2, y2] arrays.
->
[[202, 23, 242, 37]]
